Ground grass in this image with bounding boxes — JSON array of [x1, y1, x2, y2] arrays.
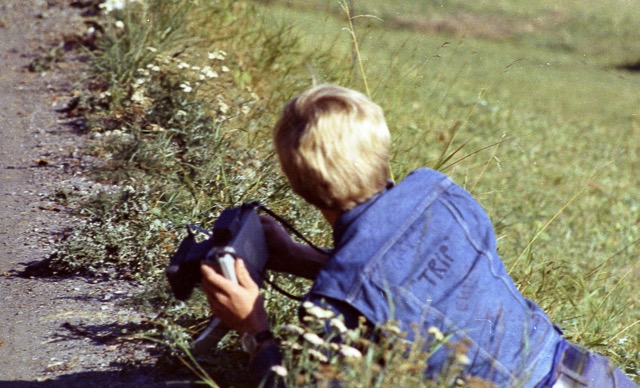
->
[[44, 0, 639, 385]]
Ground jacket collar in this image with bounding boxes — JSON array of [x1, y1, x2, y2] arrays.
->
[[333, 180, 395, 244]]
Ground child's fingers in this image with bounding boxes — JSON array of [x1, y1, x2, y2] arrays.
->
[[201, 261, 256, 293], [235, 259, 257, 290], [201, 263, 234, 292]]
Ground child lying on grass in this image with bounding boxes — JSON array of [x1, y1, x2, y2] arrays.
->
[[200, 84, 637, 387]]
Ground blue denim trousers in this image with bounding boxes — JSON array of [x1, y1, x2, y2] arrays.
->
[[536, 340, 638, 387]]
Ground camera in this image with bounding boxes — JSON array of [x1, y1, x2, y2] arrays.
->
[[166, 202, 268, 300], [165, 202, 268, 352]]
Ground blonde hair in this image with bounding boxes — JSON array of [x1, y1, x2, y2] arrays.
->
[[273, 84, 391, 211]]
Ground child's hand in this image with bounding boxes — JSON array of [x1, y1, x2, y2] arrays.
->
[[200, 258, 269, 334]]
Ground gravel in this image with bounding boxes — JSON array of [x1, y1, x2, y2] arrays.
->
[[0, 1, 185, 386]]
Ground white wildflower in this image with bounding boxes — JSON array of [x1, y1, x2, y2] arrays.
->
[[99, 0, 126, 13], [177, 62, 190, 70], [114, 20, 125, 29], [201, 66, 218, 78], [131, 89, 146, 103], [384, 324, 402, 335], [270, 365, 288, 377], [179, 83, 192, 93], [148, 124, 164, 132], [329, 318, 348, 334], [428, 326, 444, 341], [281, 325, 305, 336], [208, 50, 227, 61], [282, 340, 303, 351], [217, 99, 229, 114], [303, 301, 334, 319], [302, 332, 325, 347], [221, 65, 230, 72], [101, 0, 139, 13], [339, 344, 362, 358], [150, 65, 160, 72], [455, 353, 471, 365], [306, 305, 335, 320], [241, 105, 251, 115], [307, 349, 328, 363]]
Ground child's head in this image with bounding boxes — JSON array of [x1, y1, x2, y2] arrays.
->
[[273, 84, 391, 211]]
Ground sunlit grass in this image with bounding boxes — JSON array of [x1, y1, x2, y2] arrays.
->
[[48, 0, 640, 384]]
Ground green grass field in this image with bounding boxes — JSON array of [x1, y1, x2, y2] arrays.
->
[[51, 0, 638, 385], [259, 0, 640, 357]]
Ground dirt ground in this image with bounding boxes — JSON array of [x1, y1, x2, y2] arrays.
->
[[0, 1, 177, 386]]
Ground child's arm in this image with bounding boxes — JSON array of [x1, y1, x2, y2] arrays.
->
[[260, 216, 330, 280]]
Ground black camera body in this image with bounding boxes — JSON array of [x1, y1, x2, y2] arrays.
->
[[166, 202, 268, 301]]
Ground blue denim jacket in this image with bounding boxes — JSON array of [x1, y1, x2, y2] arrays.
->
[[308, 168, 562, 386]]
